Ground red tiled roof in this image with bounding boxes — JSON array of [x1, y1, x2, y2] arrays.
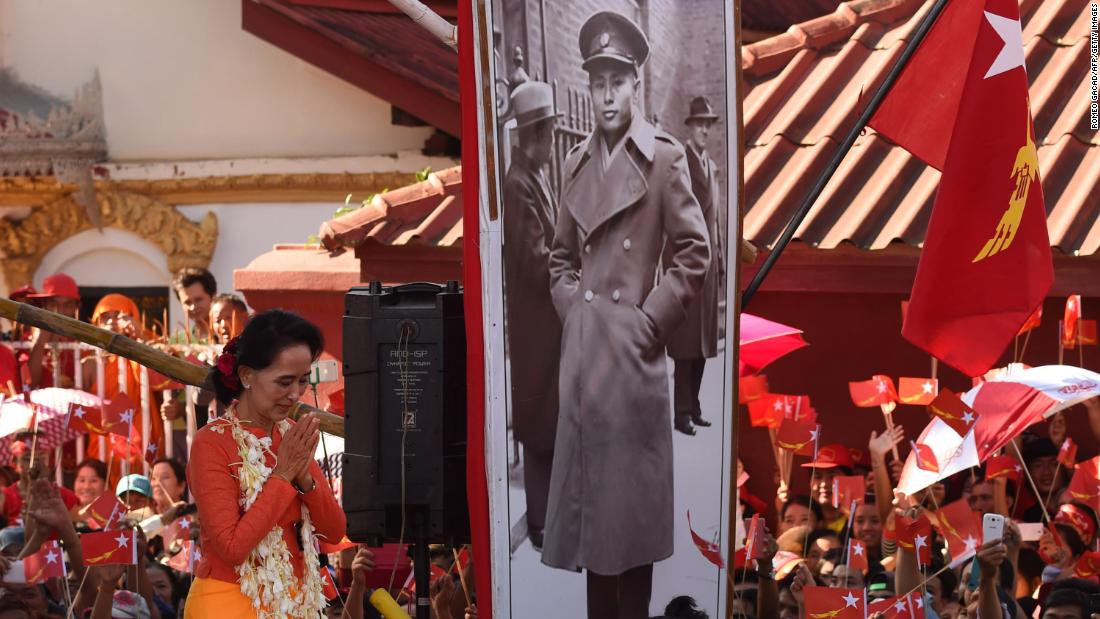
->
[[741, 0, 1100, 255], [318, 166, 462, 250], [742, 0, 846, 33], [242, 0, 460, 136]]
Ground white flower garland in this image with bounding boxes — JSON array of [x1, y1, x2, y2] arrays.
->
[[210, 408, 326, 618]]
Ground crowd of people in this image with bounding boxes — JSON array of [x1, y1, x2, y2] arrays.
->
[[0, 268, 478, 618], [726, 399, 1100, 619]]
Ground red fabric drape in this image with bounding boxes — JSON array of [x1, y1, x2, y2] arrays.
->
[[458, 3, 492, 616]]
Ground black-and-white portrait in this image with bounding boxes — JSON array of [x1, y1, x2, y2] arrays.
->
[[475, 1, 740, 617]]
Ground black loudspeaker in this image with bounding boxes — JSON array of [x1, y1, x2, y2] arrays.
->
[[342, 281, 469, 546]]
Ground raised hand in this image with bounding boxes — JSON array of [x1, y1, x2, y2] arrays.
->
[[351, 546, 377, 586], [869, 426, 905, 460]]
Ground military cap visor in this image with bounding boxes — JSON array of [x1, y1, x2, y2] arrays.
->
[[579, 11, 650, 72]]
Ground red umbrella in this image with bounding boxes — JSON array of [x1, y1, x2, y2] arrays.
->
[[739, 313, 808, 375]]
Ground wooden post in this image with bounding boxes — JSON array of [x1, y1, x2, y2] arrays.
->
[[185, 386, 197, 456]]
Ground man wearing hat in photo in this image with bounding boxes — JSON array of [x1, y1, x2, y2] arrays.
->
[[502, 78, 563, 551], [24, 273, 82, 389], [667, 95, 724, 436], [802, 443, 856, 534], [542, 10, 710, 618]]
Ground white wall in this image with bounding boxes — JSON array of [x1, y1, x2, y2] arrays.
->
[[0, 0, 435, 160], [176, 201, 342, 297]]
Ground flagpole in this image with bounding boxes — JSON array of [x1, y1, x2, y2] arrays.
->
[[1059, 320, 1065, 365], [1010, 441, 1052, 523], [741, 0, 952, 307]]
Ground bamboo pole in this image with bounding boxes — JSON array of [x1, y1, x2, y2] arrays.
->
[[95, 350, 107, 462], [386, 0, 458, 49], [162, 389, 174, 459], [0, 298, 345, 436], [140, 367, 152, 476]]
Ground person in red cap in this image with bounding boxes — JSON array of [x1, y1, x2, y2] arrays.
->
[[802, 443, 856, 534], [23, 273, 82, 389]]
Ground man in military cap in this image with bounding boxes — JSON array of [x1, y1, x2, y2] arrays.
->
[[502, 79, 562, 551], [667, 96, 724, 436], [541, 11, 710, 619]]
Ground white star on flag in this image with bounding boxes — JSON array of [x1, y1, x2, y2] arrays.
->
[[119, 410, 134, 425], [964, 535, 978, 552], [45, 551, 58, 564], [115, 533, 130, 548], [915, 534, 928, 549], [1015, 464, 1023, 472], [895, 600, 909, 613], [983, 11, 1025, 79], [73, 407, 85, 419], [810, 429, 819, 441], [921, 382, 934, 394], [179, 519, 190, 530], [773, 400, 783, 411], [1062, 441, 1070, 451], [962, 412, 975, 424], [146, 443, 157, 454], [842, 592, 859, 608], [876, 381, 887, 393], [914, 597, 924, 609], [853, 543, 864, 556]]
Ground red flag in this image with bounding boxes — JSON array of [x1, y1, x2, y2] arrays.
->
[[687, 511, 723, 568], [899, 377, 939, 406], [1018, 304, 1042, 335], [1068, 457, 1100, 503], [67, 402, 105, 435], [451, 547, 470, 575], [747, 396, 783, 429], [143, 441, 159, 465], [848, 375, 898, 407], [162, 516, 193, 549], [321, 567, 339, 600], [848, 539, 869, 574], [80, 493, 127, 530], [897, 514, 933, 567], [933, 499, 983, 564], [804, 586, 865, 619], [874, 0, 1052, 376], [101, 393, 136, 437], [832, 476, 866, 511], [738, 375, 770, 404], [911, 441, 940, 473], [23, 541, 65, 583], [879, 594, 925, 619], [776, 417, 818, 453], [1059, 438, 1079, 469], [166, 540, 201, 574], [1064, 295, 1083, 348], [319, 535, 356, 555], [927, 389, 978, 438], [1075, 551, 1100, 578], [82, 529, 138, 565], [1082, 320, 1098, 346], [986, 455, 1022, 482]]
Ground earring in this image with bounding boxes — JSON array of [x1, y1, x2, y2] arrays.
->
[[243, 383, 251, 390]]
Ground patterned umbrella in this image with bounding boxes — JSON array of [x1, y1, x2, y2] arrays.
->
[[0, 388, 102, 463], [898, 365, 1100, 495]]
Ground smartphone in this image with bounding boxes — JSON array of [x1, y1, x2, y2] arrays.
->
[[983, 513, 1005, 542], [1017, 522, 1045, 542], [2, 560, 25, 584]]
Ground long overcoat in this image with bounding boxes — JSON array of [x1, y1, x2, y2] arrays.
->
[[665, 145, 723, 360], [502, 149, 561, 454], [541, 113, 711, 575]]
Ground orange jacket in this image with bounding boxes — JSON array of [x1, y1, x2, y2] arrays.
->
[[187, 419, 346, 583]]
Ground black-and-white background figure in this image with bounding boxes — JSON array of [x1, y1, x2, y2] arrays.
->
[[475, 1, 740, 616]]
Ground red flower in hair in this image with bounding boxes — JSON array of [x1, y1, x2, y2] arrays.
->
[[216, 337, 242, 391]]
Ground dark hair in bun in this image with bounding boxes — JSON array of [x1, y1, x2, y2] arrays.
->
[[209, 309, 324, 405]]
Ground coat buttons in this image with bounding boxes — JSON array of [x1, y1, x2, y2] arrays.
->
[[623, 238, 632, 251], [612, 290, 621, 302], [584, 290, 594, 302], [584, 244, 592, 254]]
